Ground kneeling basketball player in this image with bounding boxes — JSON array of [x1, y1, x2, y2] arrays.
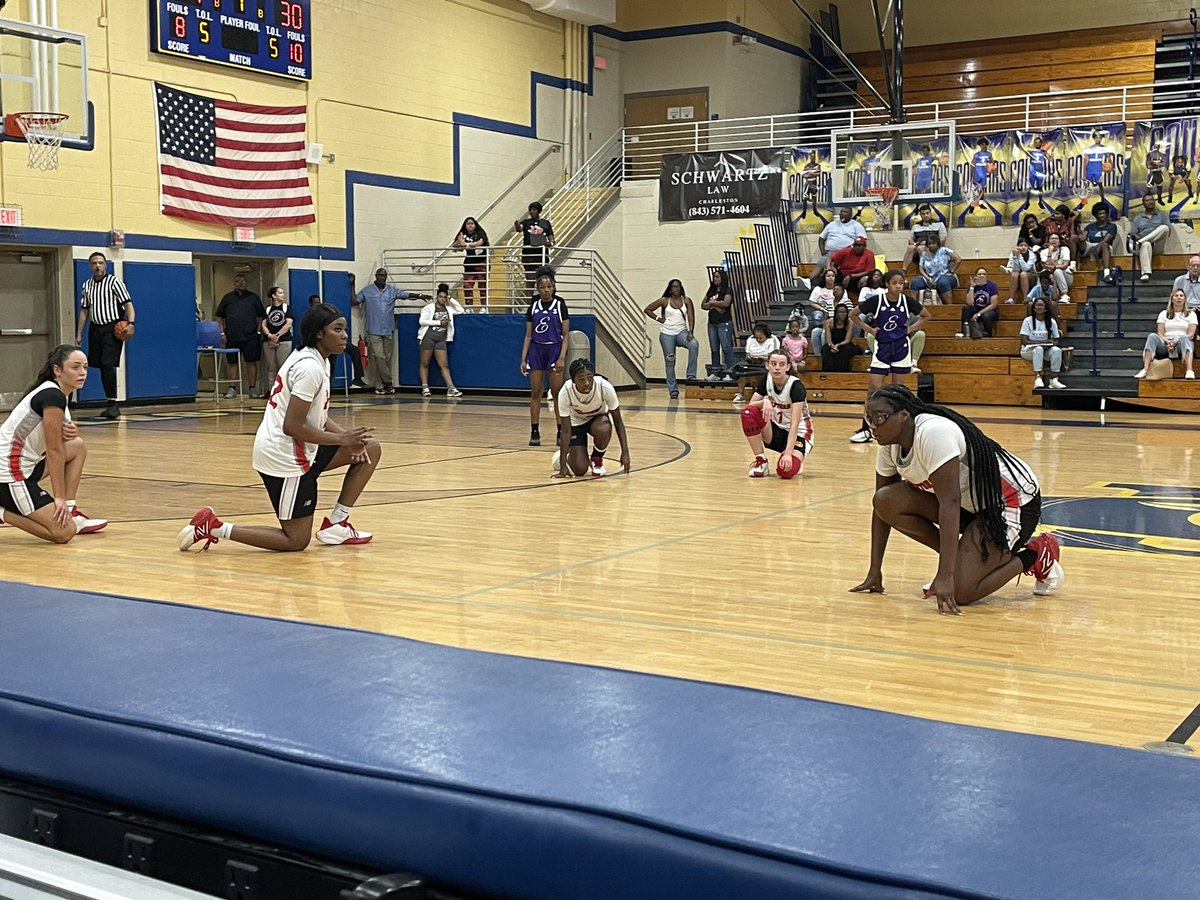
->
[[552, 358, 630, 477], [741, 349, 813, 478], [178, 303, 382, 552]]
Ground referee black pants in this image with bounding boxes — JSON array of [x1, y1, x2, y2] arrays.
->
[[87, 321, 122, 402]]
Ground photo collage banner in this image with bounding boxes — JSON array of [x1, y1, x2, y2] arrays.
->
[[786, 144, 832, 234], [1131, 117, 1200, 221]]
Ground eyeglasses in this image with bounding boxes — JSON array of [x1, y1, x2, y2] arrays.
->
[[866, 409, 897, 427]]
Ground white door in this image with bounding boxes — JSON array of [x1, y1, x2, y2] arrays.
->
[[0, 250, 55, 412]]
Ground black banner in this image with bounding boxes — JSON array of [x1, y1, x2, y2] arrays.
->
[[658, 148, 785, 222]]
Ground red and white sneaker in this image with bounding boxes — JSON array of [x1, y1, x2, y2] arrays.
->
[[71, 509, 108, 534], [1023, 532, 1064, 595], [748, 456, 769, 478], [178, 506, 223, 551], [316, 517, 372, 545], [590, 455, 606, 477]]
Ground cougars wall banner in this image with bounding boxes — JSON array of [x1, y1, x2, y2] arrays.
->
[[658, 148, 785, 222], [1132, 117, 1200, 221], [1063, 123, 1126, 221], [955, 131, 1010, 227], [1008, 128, 1066, 223], [897, 134, 952, 230], [787, 144, 831, 234]]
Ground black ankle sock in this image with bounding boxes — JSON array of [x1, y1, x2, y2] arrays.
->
[[1016, 548, 1036, 570]]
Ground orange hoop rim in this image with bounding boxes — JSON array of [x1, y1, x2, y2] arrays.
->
[[12, 111, 69, 130], [864, 186, 900, 204]]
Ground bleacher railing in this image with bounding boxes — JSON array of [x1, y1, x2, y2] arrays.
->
[[377, 244, 650, 369]]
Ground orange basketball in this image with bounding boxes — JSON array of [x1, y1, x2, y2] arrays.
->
[[986, 162, 997, 174], [938, 153, 950, 166], [113, 320, 134, 341], [1102, 160, 1114, 173], [1042, 141, 1055, 154]]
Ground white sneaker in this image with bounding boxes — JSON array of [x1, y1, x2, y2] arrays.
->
[[954, 332, 965, 338], [849, 428, 873, 444], [421, 386, 431, 397], [1102, 268, 1111, 282], [550, 449, 562, 474], [722, 375, 734, 383], [1049, 377, 1066, 389], [732, 393, 744, 402], [748, 456, 768, 478], [447, 387, 463, 398], [1187, 371, 1196, 380], [1140, 273, 1151, 282], [1033, 560, 1065, 596], [706, 373, 720, 382], [1005, 298, 1015, 304], [1033, 377, 1045, 389], [315, 517, 372, 545], [590, 457, 607, 477], [478, 306, 489, 314], [1134, 369, 1147, 379], [223, 387, 238, 399], [71, 509, 108, 534]]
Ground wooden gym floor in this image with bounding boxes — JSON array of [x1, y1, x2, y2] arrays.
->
[[4, 392, 1198, 753]]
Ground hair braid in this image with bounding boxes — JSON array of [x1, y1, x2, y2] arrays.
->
[[872, 385, 1035, 558]]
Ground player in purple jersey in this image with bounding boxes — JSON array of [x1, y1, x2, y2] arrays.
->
[[519, 266, 570, 447]]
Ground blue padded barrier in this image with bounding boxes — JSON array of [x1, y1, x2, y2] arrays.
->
[[0, 581, 1195, 900]]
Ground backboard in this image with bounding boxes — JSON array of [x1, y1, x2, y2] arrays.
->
[[829, 120, 956, 206], [0, 19, 92, 150]]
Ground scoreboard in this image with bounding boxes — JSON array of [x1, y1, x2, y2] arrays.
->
[[151, 0, 313, 81]]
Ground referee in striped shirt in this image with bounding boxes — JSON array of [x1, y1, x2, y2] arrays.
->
[[74, 251, 135, 420]]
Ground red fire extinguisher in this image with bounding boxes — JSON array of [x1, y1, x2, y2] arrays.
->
[[358, 337, 369, 370]]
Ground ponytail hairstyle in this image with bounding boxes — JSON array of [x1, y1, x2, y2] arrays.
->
[[436, 283, 450, 296], [869, 384, 1037, 559], [300, 302, 344, 350], [27, 344, 82, 395], [568, 357, 594, 379], [535, 265, 556, 285]]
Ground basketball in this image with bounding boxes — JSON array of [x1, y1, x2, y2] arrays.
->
[[740, 405, 766, 437], [938, 152, 950, 166], [776, 454, 802, 479], [113, 320, 134, 341], [1102, 160, 1114, 173], [986, 162, 997, 174], [1041, 141, 1055, 154]]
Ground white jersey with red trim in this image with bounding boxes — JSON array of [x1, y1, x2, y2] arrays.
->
[[557, 374, 619, 426], [875, 414, 1039, 513], [252, 347, 330, 477], [760, 374, 814, 445], [0, 381, 70, 483]]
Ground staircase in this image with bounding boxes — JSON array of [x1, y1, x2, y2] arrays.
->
[[1153, 31, 1200, 118]]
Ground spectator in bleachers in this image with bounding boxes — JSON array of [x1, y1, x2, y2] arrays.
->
[[858, 269, 887, 305], [1042, 205, 1079, 258], [1135, 289, 1197, 380], [1128, 194, 1171, 283], [813, 207, 866, 280], [902, 203, 947, 273], [958, 267, 1000, 339], [1038, 233, 1075, 301], [733, 321, 779, 403], [831, 236, 876, 295], [910, 234, 959, 305], [806, 268, 840, 328], [1018, 213, 1047, 250], [701, 269, 735, 381], [1020, 297, 1064, 391], [810, 283, 852, 357], [1025, 270, 1065, 334], [1168, 154, 1194, 204], [644, 279, 698, 400], [821, 305, 857, 373], [1081, 203, 1117, 284], [1171, 256, 1200, 314], [1002, 238, 1038, 304], [781, 317, 808, 373]]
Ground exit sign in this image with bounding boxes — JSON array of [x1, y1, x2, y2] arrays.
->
[[0, 206, 22, 227]]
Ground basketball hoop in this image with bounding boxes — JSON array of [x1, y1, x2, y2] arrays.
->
[[864, 186, 899, 229], [7, 112, 69, 171]]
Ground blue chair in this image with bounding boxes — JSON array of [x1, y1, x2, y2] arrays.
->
[[196, 320, 243, 403]]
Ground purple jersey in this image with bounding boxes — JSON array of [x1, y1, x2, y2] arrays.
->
[[527, 296, 568, 345]]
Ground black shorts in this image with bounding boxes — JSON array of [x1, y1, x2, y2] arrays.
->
[[763, 423, 812, 457], [86, 321, 123, 369], [230, 336, 263, 363], [0, 460, 51, 517], [258, 444, 338, 522], [958, 492, 1041, 552], [568, 418, 608, 447], [1148, 169, 1165, 187]]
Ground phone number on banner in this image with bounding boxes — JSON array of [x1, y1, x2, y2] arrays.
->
[[687, 204, 751, 217]]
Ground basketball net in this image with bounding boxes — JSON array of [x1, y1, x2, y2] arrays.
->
[[13, 113, 68, 171], [864, 186, 898, 229]]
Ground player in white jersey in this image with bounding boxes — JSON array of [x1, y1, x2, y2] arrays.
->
[[178, 303, 382, 552], [850, 385, 1063, 615], [0, 345, 107, 543], [552, 358, 630, 477], [739, 349, 814, 478]]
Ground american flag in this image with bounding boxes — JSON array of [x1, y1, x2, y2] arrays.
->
[[154, 82, 315, 227]]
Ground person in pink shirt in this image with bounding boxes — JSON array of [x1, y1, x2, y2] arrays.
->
[[781, 316, 809, 374]]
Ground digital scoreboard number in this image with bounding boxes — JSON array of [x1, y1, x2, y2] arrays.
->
[[151, 0, 312, 81]]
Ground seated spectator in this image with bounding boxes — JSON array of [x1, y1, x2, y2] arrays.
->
[[830, 236, 876, 294], [781, 317, 809, 373], [1042, 205, 1079, 258], [910, 234, 959, 305], [1025, 270, 1064, 334], [857, 269, 887, 305], [902, 203, 947, 272], [1002, 238, 1038, 304], [821, 305, 858, 372], [1171, 255, 1200, 314], [813, 207, 866, 280], [1038, 233, 1075, 300], [733, 321, 780, 402], [1081, 203, 1118, 283], [1020, 297, 1064, 390], [958, 267, 1000, 338], [1135, 289, 1196, 379], [1018, 213, 1047, 250], [805, 268, 840, 331], [810, 283, 853, 356], [1128, 194, 1171, 283]]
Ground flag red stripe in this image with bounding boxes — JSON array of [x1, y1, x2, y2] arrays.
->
[[160, 164, 310, 190], [218, 137, 306, 153], [217, 100, 307, 116], [162, 205, 316, 226], [162, 186, 314, 209], [215, 117, 306, 134], [215, 157, 306, 171]]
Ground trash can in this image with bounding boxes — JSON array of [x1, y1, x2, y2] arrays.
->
[[566, 329, 591, 366]]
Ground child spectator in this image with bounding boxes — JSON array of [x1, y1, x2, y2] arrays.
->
[[781, 317, 809, 373], [734, 322, 780, 402]]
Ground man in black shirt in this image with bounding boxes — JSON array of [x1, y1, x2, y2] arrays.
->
[[215, 274, 265, 398], [515, 201, 554, 294]]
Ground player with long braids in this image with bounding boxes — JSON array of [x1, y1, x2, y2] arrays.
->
[[849, 384, 1063, 614]]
